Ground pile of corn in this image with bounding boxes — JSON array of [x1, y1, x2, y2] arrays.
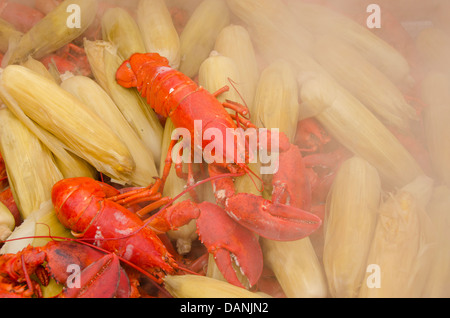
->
[[0, 0, 448, 298]]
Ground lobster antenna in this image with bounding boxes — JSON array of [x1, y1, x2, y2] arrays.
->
[[243, 164, 265, 194], [227, 77, 250, 119]]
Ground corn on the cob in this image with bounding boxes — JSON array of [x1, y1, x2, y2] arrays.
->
[[253, 59, 300, 143], [159, 119, 197, 254], [61, 75, 158, 186], [0, 107, 63, 219], [421, 72, 450, 186], [7, 0, 97, 64], [312, 36, 418, 133], [0, 201, 15, 241], [0, 65, 135, 183], [84, 40, 164, 166], [298, 72, 423, 189], [101, 7, 146, 61], [178, 0, 230, 78], [284, 1, 413, 86], [198, 51, 243, 112], [20, 56, 57, 82], [416, 27, 450, 76], [136, 0, 180, 69], [261, 238, 327, 298], [323, 156, 381, 298], [0, 18, 23, 54], [422, 186, 450, 297], [359, 175, 434, 298], [164, 274, 267, 298], [214, 24, 259, 115]]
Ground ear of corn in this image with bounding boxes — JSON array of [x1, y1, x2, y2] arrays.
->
[[20, 56, 58, 82], [6, 0, 97, 64], [0, 65, 135, 183], [164, 274, 267, 298], [61, 74, 158, 186], [101, 7, 146, 60], [178, 0, 230, 78], [416, 27, 450, 76], [359, 175, 434, 298], [0, 18, 23, 54], [0, 107, 63, 219], [284, 1, 412, 86], [422, 186, 450, 297], [85, 40, 163, 167], [253, 59, 300, 143], [421, 71, 450, 186], [312, 36, 418, 133], [0, 201, 15, 241], [214, 24, 259, 115], [323, 156, 381, 298], [136, 0, 180, 69], [298, 72, 423, 189]]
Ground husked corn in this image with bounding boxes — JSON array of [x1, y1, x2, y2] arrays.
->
[[61, 75, 158, 186], [179, 0, 230, 77], [214, 24, 259, 114], [0, 65, 135, 183], [0, 201, 15, 241], [164, 274, 267, 298], [324, 156, 381, 298], [0, 18, 22, 54], [101, 7, 146, 60], [0, 107, 63, 219], [7, 0, 97, 64], [137, 0, 181, 69]]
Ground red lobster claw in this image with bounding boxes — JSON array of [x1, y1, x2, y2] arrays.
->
[[225, 193, 322, 241]]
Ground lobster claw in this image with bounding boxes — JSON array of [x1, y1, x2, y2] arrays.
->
[[196, 202, 263, 288], [224, 193, 322, 241]]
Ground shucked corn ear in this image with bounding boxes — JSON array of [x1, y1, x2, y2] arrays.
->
[[284, 1, 412, 86], [253, 59, 300, 143], [421, 72, 450, 186], [359, 175, 434, 298], [0, 107, 63, 219], [7, 0, 97, 64], [0, 65, 135, 183], [61, 75, 158, 186], [312, 36, 418, 133], [101, 7, 146, 61], [178, 0, 230, 77], [164, 275, 266, 298], [84, 40, 163, 166], [0, 201, 15, 241], [214, 24, 259, 115], [136, 0, 181, 69], [422, 186, 450, 297], [323, 156, 381, 298], [298, 72, 423, 189]]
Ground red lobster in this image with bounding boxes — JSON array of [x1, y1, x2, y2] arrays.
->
[[114, 53, 322, 286]]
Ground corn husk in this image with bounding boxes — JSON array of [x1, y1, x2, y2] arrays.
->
[[164, 274, 267, 298], [284, 1, 412, 86], [136, 0, 180, 69], [159, 119, 197, 254], [101, 7, 146, 60], [0, 18, 23, 53], [298, 72, 423, 189], [312, 36, 418, 133], [359, 175, 434, 298], [0, 201, 15, 241], [6, 0, 97, 64], [84, 40, 164, 166], [0, 107, 63, 219], [253, 59, 299, 143], [422, 186, 450, 297], [416, 27, 450, 76], [178, 0, 230, 78], [323, 156, 381, 298], [61, 75, 158, 186], [20, 56, 57, 82], [214, 24, 259, 115], [261, 238, 327, 298], [0, 65, 135, 183], [421, 71, 450, 186], [198, 51, 243, 113]]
